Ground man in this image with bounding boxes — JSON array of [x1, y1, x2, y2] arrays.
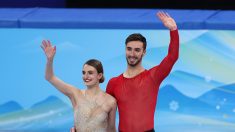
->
[[105, 11, 179, 132], [71, 11, 179, 132]]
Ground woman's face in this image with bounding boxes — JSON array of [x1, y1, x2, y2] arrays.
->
[[82, 64, 101, 87]]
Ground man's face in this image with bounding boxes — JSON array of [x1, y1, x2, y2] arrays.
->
[[126, 41, 146, 67]]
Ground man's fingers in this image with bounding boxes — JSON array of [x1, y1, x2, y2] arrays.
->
[[157, 12, 163, 18], [157, 11, 170, 20], [157, 11, 166, 21], [165, 12, 171, 17], [157, 11, 165, 17]]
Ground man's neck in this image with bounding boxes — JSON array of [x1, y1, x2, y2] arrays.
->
[[124, 65, 145, 78]]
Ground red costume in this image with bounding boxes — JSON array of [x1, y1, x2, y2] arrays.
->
[[106, 30, 179, 132]]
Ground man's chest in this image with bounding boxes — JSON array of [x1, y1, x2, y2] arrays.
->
[[113, 80, 156, 103]]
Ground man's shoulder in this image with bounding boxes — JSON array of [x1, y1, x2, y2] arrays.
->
[[108, 74, 123, 83], [106, 74, 123, 94], [148, 65, 160, 72]]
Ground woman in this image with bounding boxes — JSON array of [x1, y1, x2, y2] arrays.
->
[[41, 40, 117, 132]]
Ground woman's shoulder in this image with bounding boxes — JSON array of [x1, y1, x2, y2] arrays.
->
[[103, 92, 116, 105]]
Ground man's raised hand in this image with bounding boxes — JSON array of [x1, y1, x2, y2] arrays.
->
[[157, 11, 177, 31]]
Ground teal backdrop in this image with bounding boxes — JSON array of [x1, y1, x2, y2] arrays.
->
[[0, 29, 235, 132]]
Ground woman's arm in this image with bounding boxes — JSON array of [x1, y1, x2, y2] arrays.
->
[[41, 40, 80, 107]]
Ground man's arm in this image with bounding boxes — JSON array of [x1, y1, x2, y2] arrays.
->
[[106, 78, 115, 97], [150, 12, 179, 83], [41, 40, 80, 107]]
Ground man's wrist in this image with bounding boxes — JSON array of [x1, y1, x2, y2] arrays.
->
[[170, 26, 177, 31]]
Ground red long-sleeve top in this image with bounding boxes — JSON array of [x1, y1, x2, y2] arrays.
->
[[106, 30, 179, 132]]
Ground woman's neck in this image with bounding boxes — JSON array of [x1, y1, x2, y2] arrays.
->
[[86, 85, 101, 96]]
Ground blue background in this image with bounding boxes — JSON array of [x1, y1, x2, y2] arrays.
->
[[0, 9, 235, 132]]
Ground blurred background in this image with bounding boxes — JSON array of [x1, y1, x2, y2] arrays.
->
[[0, 1, 235, 132]]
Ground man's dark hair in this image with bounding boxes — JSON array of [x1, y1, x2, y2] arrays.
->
[[125, 33, 147, 50]]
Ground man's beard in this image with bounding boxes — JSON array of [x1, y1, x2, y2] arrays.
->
[[126, 55, 143, 67]]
